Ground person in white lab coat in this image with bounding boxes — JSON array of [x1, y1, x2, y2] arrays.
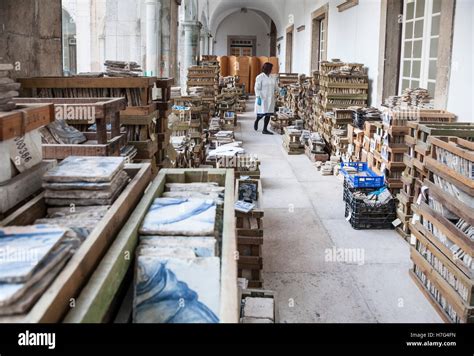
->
[[254, 62, 277, 135]]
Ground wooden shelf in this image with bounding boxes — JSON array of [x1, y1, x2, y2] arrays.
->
[[411, 228, 474, 306], [425, 180, 474, 226], [411, 249, 474, 323], [425, 157, 474, 195], [418, 201, 474, 257], [411, 220, 474, 280]]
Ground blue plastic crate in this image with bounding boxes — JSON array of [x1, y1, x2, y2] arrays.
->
[[340, 162, 385, 189]]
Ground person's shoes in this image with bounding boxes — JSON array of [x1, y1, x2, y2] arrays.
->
[[262, 130, 274, 135]]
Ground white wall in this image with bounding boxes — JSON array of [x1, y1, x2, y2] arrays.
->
[[277, 0, 382, 106], [447, 0, 474, 122], [214, 10, 271, 56], [104, 0, 142, 65]]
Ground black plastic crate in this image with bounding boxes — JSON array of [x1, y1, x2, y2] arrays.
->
[[343, 178, 379, 203], [345, 189, 396, 230]]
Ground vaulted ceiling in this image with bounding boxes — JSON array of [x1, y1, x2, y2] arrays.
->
[[205, 0, 285, 35]]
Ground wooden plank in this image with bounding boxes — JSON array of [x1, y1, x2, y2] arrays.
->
[[11, 164, 152, 323], [220, 169, 238, 322], [0, 104, 55, 141], [121, 103, 157, 116], [0, 161, 56, 215], [42, 135, 123, 160], [411, 249, 474, 322], [1, 193, 46, 227], [424, 180, 474, 226], [409, 269, 453, 324], [18, 77, 157, 89], [411, 227, 474, 306], [425, 157, 474, 192], [429, 136, 474, 161], [411, 221, 474, 280], [418, 201, 474, 255]]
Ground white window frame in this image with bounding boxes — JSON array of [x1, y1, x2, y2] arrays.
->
[[319, 19, 326, 63], [399, 0, 441, 96]]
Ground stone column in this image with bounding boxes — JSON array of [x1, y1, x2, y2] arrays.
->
[[160, 0, 171, 78], [76, 0, 92, 73], [145, 0, 161, 76], [180, 20, 201, 89], [200, 30, 211, 56]]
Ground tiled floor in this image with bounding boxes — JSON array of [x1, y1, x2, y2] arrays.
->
[[234, 99, 442, 323]]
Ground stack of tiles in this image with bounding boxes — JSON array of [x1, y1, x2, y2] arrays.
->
[[0, 64, 20, 112], [0, 226, 73, 316], [42, 156, 128, 207], [134, 182, 225, 323]]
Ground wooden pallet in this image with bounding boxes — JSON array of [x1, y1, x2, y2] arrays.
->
[[0, 163, 152, 323]]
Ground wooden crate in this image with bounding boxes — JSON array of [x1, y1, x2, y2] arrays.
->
[[18, 77, 157, 107], [409, 268, 474, 324], [0, 163, 152, 323], [410, 254, 474, 323], [154, 78, 174, 103], [427, 136, 473, 190], [63, 168, 238, 323], [235, 179, 264, 289], [410, 216, 474, 279], [0, 161, 56, 217], [0, 103, 54, 141], [15, 96, 125, 136], [411, 228, 474, 306]]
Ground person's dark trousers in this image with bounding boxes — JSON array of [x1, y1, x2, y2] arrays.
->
[[254, 114, 273, 134], [254, 114, 264, 131], [263, 114, 271, 132]]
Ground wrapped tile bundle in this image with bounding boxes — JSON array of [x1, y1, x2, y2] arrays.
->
[[0, 64, 21, 112], [42, 156, 129, 206], [0, 225, 73, 315], [134, 182, 226, 323]]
